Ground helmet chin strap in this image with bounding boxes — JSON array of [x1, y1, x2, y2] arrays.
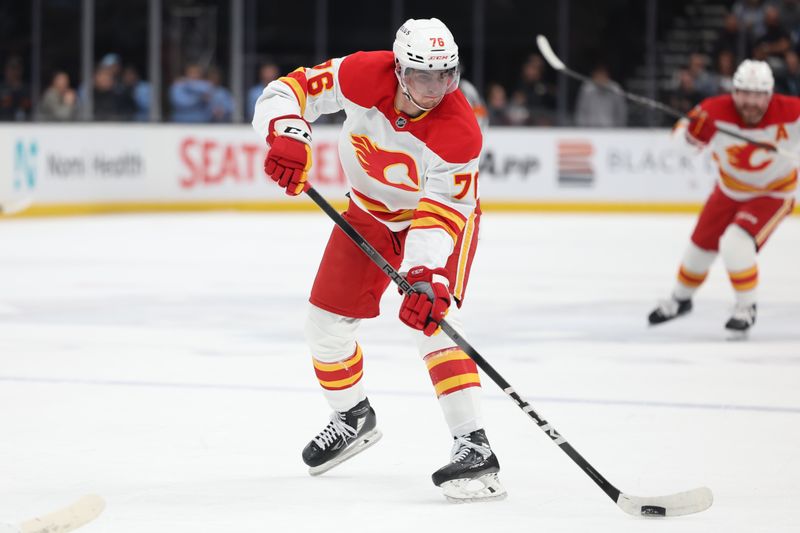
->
[[402, 88, 438, 112]]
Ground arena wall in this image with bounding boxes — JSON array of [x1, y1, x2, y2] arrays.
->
[[2, 124, 791, 216]]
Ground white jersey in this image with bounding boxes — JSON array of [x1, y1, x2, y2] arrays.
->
[[253, 51, 482, 271]]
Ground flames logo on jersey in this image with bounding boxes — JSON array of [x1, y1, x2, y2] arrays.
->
[[350, 134, 420, 191], [725, 143, 773, 172]]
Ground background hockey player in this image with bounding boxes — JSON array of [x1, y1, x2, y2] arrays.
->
[[458, 74, 488, 133], [649, 59, 798, 335], [252, 18, 505, 502]]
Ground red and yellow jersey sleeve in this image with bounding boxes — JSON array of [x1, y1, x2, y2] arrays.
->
[[252, 57, 347, 139], [400, 156, 480, 272]]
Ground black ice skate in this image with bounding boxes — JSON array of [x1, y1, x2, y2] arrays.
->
[[648, 297, 693, 325], [302, 397, 382, 476], [432, 429, 506, 503], [725, 303, 756, 339]]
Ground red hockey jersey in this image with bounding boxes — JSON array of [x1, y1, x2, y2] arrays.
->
[[252, 51, 482, 272]]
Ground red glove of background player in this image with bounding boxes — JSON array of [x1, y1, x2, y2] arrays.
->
[[685, 106, 716, 144], [399, 266, 451, 336], [264, 116, 312, 196]]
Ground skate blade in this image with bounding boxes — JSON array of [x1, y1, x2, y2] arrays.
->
[[308, 428, 382, 476], [648, 311, 691, 327], [441, 473, 507, 503], [726, 329, 750, 342]]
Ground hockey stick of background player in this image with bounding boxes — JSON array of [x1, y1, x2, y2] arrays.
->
[[0, 494, 105, 533], [536, 34, 800, 163], [303, 184, 713, 517], [0, 197, 33, 216]]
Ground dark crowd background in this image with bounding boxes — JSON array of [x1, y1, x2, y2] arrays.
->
[[1, 0, 796, 128]]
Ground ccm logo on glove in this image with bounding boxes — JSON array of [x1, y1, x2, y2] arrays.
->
[[283, 125, 312, 143], [399, 266, 451, 336]]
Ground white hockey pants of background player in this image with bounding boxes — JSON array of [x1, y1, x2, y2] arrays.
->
[[304, 303, 483, 436], [673, 224, 757, 304]]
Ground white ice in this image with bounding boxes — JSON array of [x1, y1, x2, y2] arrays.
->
[[1, 211, 799, 533]]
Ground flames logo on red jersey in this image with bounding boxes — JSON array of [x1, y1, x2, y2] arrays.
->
[[350, 134, 419, 191], [725, 143, 773, 172]]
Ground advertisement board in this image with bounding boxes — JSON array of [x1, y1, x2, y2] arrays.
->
[[0, 124, 792, 215]]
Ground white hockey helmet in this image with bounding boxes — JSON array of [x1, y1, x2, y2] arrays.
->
[[393, 18, 460, 110], [733, 59, 774, 93]]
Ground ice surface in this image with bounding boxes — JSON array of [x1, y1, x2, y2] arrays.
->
[[1, 211, 798, 532]]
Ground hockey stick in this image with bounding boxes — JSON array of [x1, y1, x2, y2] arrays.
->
[[0, 197, 33, 216], [0, 494, 105, 533], [536, 34, 800, 163], [304, 185, 713, 517]]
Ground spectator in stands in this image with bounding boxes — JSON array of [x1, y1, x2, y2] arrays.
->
[[208, 66, 234, 123], [38, 71, 77, 121], [486, 82, 511, 126], [513, 53, 556, 125], [169, 63, 213, 123], [713, 13, 747, 63], [669, 69, 702, 114], [93, 65, 132, 121], [79, 53, 124, 104], [574, 64, 627, 128], [122, 65, 150, 121], [775, 0, 800, 44], [713, 50, 736, 93], [247, 62, 279, 121], [753, 5, 792, 65], [507, 90, 532, 126], [687, 53, 717, 98], [733, 0, 766, 40], [776, 50, 800, 94], [0, 55, 31, 121], [100, 53, 122, 85]]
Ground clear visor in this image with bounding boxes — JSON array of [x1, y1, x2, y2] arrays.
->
[[401, 66, 460, 98]]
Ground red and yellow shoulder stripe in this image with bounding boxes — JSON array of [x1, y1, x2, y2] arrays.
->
[[278, 67, 308, 115]]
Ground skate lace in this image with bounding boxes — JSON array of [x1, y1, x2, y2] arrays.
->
[[731, 303, 756, 323], [655, 298, 679, 317], [450, 435, 491, 463], [313, 412, 357, 450]]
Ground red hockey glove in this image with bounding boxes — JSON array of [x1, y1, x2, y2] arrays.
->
[[399, 266, 451, 336], [265, 116, 312, 196], [685, 106, 716, 145]]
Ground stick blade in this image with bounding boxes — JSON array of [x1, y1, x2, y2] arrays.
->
[[536, 35, 565, 71], [0, 197, 33, 216], [20, 494, 106, 533], [617, 486, 713, 517]]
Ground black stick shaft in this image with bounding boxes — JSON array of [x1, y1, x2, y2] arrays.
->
[[304, 186, 622, 503]]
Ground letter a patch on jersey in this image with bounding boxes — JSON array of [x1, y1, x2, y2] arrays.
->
[[776, 123, 789, 141]]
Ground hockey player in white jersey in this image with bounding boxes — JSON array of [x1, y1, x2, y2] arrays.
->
[[649, 60, 798, 335], [253, 18, 504, 502]]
